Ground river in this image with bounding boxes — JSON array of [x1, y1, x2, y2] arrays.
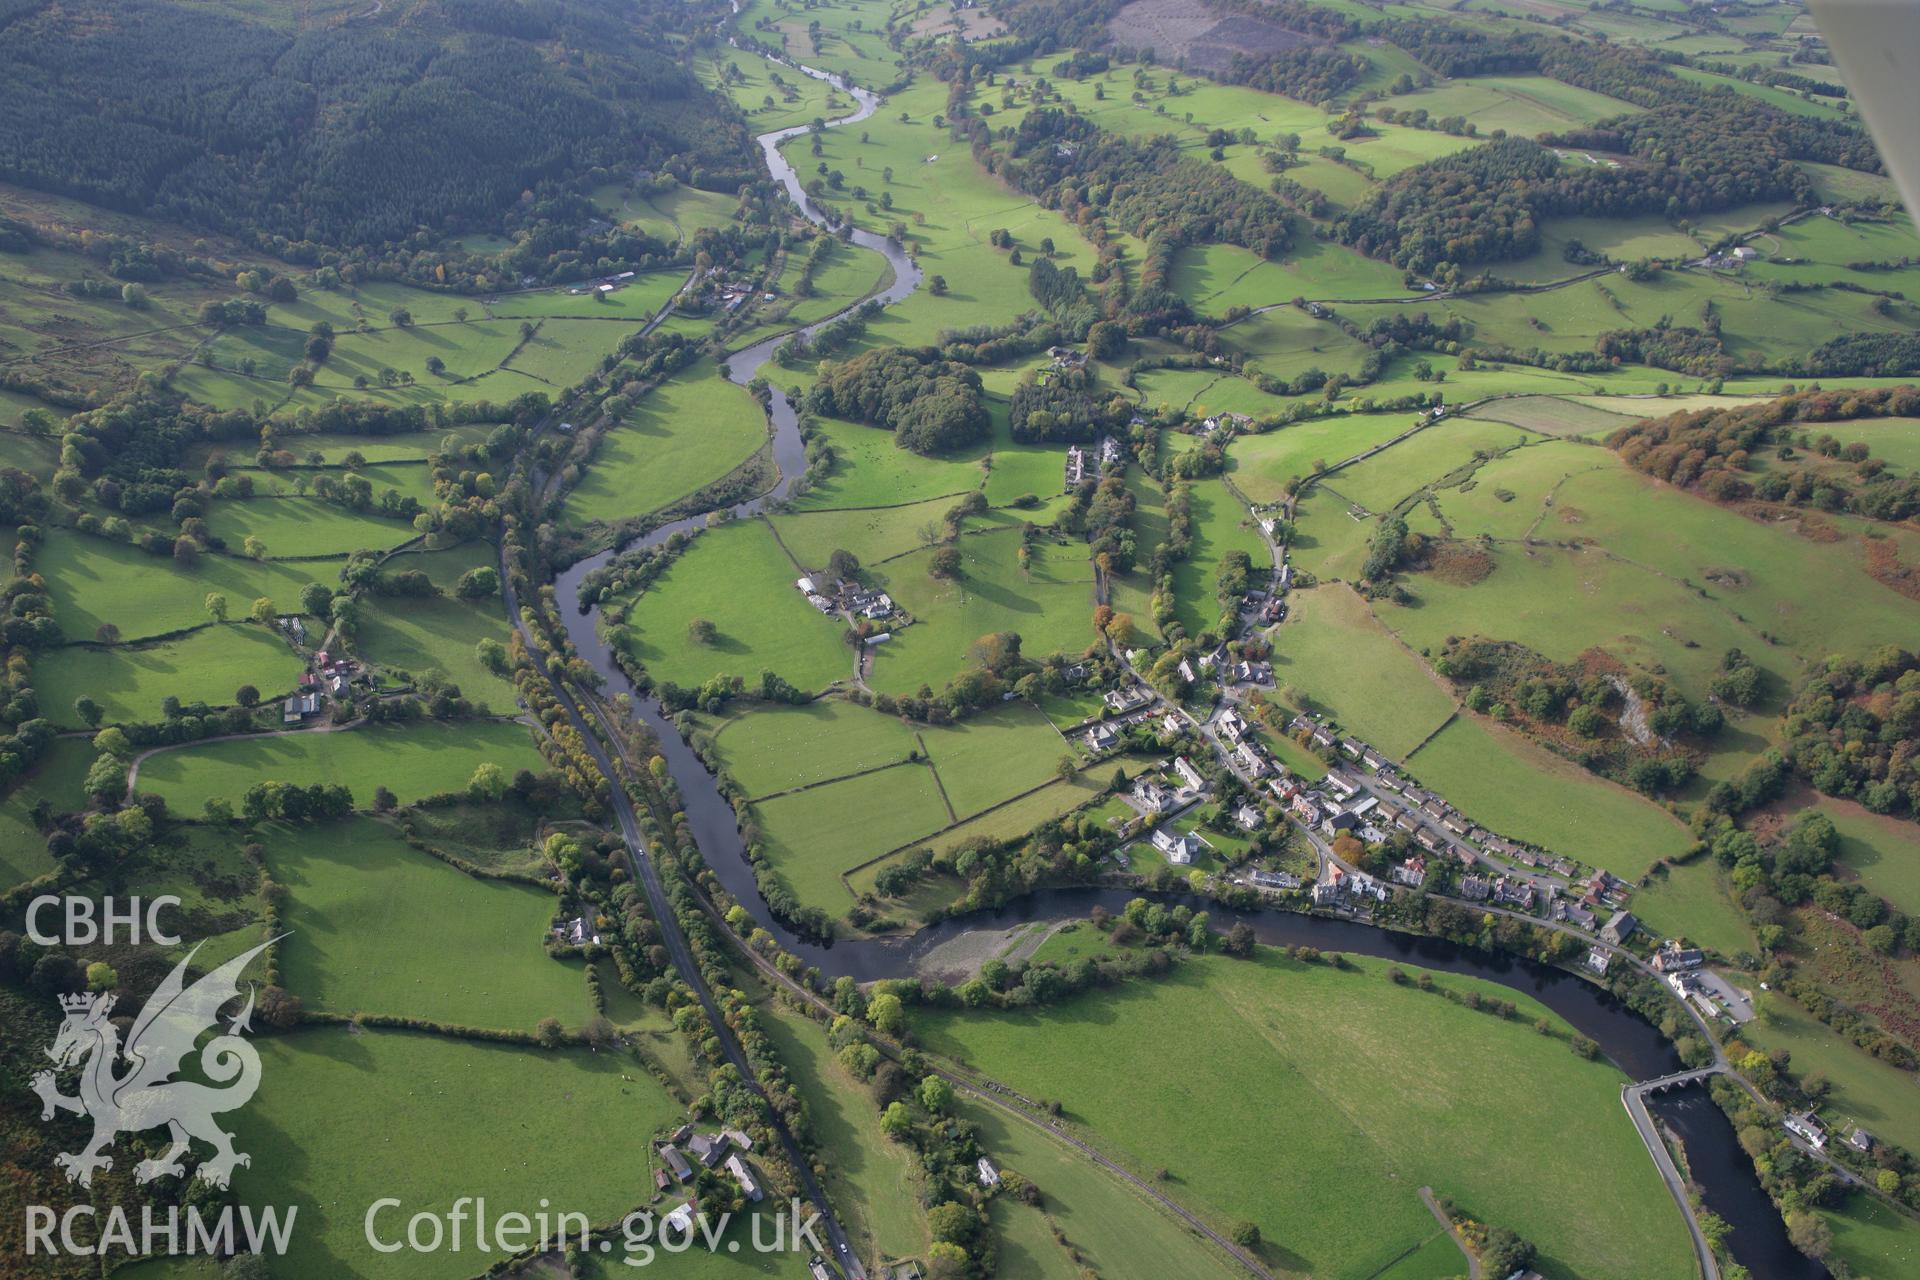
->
[[546, 45, 1818, 1280]]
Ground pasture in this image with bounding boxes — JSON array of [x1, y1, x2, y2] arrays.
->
[[135, 719, 546, 812], [1403, 716, 1692, 876], [915, 950, 1695, 1280], [267, 818, 587, 1030], [1631, 857, 1755, 958], [704, 697, 920, 798], [1228, 410, 1418, 505], [753, 988, 929, 1261], [40, 532, 329, 641], [563, 362, 769, 526], [1170, 241, 1407, 312], [1465, 394, 1638, 437], [771, 494, 965, 572], [1389, 75, 1641, 137], [754, 762, 952, 916], [1325, 418, 1533, 515], [1167, 479, 1271, 639], [1270, 586, 1456, 757], [233, 1027, 680, 1280], [357, 593, 516, 707], [866, 529, 1096, 694], [789, 413, 989, 510], [615, 519, 852, 694], [0, 739, 91, 888], [205, 496, 419, 558], [968, 1099, 1249, 1280], [34, 624, 306, 726]]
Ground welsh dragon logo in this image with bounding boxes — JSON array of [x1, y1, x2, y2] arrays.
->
[[32, 938, 276, 1190]]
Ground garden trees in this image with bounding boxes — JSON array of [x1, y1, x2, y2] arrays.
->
[[455, 566, 498, 599], [867, 991, 905, 1036], [468, 762, 507, 801]]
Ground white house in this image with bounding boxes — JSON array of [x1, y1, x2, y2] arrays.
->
[[1174, 756, 1206, 791], [1151, 829, 1206, 864]]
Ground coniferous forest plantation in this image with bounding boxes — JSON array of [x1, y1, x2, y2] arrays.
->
[[3, 1, 1920, 1278]]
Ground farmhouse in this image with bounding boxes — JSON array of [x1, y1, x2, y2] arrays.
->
[[725, 1154, 763, 1202], [1849, 1128, 1874, 1154], [660, 1144, 692, 1182], [977, 1156, 1001, 1188], [1784, 1113, 1828, 1149]]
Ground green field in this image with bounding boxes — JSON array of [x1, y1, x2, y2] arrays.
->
[[1228, 411, 1422, 506], [968, 1098, 1250, 1280], [737, 699, 1070, 917], [789, 413, 990, 510], [0, 738, 92, 887], [916, 950, 1695, 1280], [136, 719, 546, 811], [753, 989, 929, 1261], [34, 624, 306, 725], [1327, 418, 1533, 515], [206, 495, 419, 558], [1403, 715, 1692, 877], [616, 519, 852, 694], [1168, 479, 1273, 639], [269, 817, 586, 1029], [358, 591, 516, 704], [41, 532, 333, 642], [705, 697, 920, 798], [771, 494, 969, 571], [867, 529, 1096, 694], [1271, 586, 1457, 757], [1630, 856, 1755, 958], [756, 762, 953, 916], [564, 362, 769, 526], [1171, 240, 1409, 311], [1743, 993, 1920, 1159], [231, 1027, 681, 1280]]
